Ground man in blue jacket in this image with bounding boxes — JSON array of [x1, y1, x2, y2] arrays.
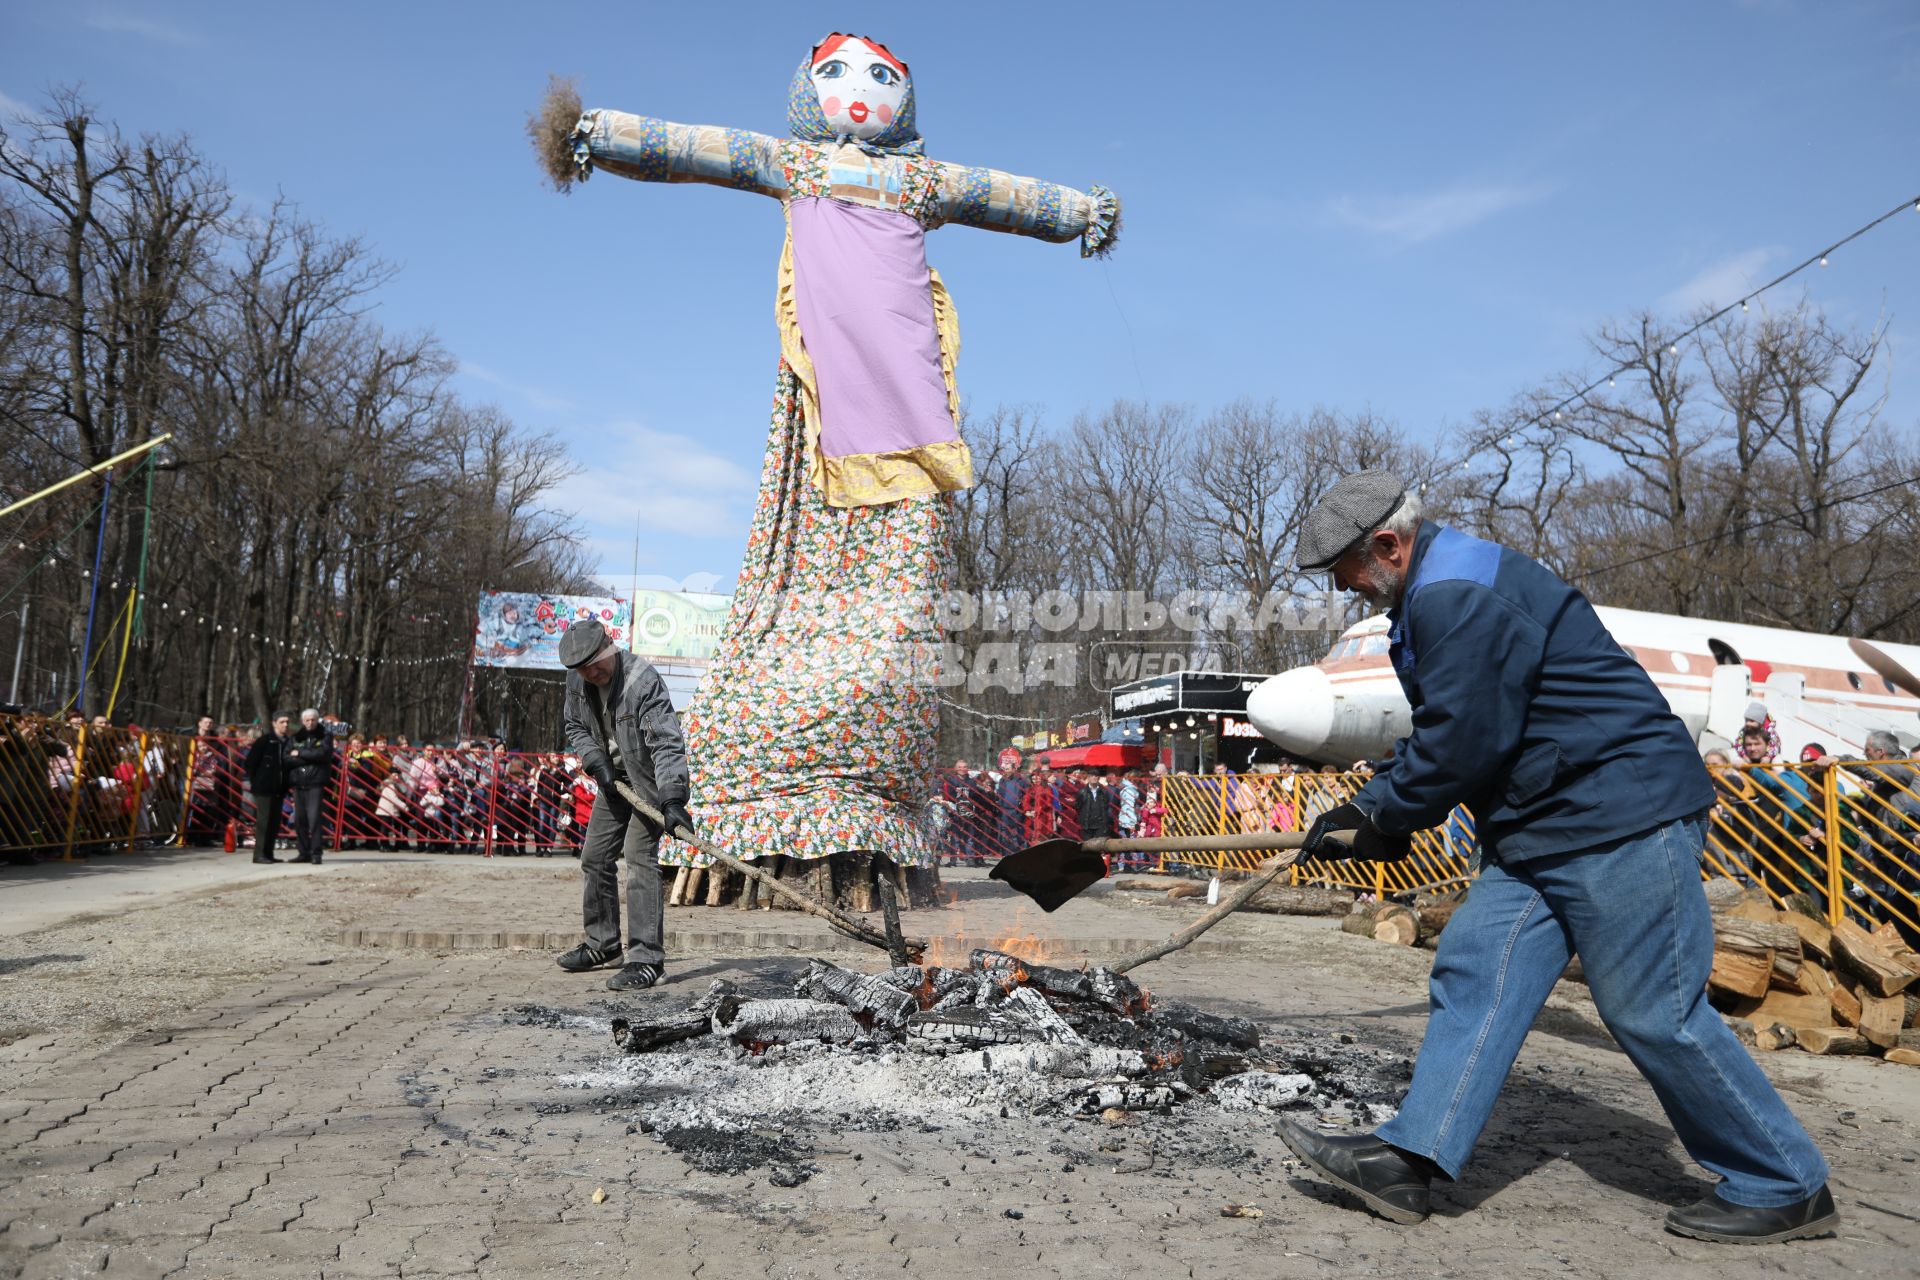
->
[[1277, 470, 1835, 1245]]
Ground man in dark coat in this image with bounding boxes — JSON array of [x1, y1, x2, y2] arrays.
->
[[241, 712, 291, 864], [556, 619, 692, 991], [1074, 770, 1113, 841], [1279, 470, 1835, 1245], [284, 708, 336, 865]]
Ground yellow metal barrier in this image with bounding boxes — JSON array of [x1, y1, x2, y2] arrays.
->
[[1161, 764, 1918, 941], [0, 713, 196, 857], [1160, 772, 1475, 894], [1707, 760, 1920, 939]]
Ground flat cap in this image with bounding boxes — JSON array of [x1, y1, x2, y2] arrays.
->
[[1294, 469, 1407, 571], [557, 618, 610, 669]]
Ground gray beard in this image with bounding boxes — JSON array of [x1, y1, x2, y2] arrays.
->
[[1358, 558, 1408, 611]]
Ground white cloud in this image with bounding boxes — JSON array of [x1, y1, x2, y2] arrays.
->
[[85, 11, 199, 44], [0, 89, 31, 119], [1326, 182, 1552, 245], [457, 359, 577, 413], [1658, 247, 1781, 313], [551, 422, 756, 562]]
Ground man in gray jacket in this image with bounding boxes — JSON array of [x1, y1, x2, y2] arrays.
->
[[555, 619, 693, 990]]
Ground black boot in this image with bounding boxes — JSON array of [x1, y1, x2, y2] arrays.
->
[[1278, 1120, 1433, 1224], [1664, 1185, 1839, 1244], [555, 942, 621, 972], [252, 853, 279, 864]]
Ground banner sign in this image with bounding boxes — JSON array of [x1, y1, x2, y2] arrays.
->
[[628, 589, 731, 666], [473, 592, 632, 669]]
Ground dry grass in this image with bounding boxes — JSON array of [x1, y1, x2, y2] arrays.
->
[[527, 74, 585, 193]]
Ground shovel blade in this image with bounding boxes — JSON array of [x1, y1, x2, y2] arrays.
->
[[989, 838, 1110, 913]]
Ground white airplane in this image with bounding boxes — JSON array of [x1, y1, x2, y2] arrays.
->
[[1246, 606, 1920, 766]]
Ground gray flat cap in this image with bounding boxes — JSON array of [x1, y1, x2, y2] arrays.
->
[[1295, 469, 1407, 571], [557, 618, 610, 669]]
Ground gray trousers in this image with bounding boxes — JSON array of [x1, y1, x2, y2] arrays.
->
[[579, 790, 664, 964]]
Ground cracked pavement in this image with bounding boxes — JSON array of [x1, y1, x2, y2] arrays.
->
[[1, 858, 1916, 1278]]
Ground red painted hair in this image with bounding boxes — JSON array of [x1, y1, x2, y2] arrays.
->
[[811, 33, 908, 77]]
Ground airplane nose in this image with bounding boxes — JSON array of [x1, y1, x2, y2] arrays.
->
[[1247, 666, 1336, 759]]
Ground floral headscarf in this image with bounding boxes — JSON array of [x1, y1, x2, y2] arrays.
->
[[786, 33, 923, 157]]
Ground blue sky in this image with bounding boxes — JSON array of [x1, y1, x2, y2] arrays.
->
[[5, 1, 1917, 591]]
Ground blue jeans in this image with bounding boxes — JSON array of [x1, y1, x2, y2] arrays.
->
[[1377, 815, 1829, 1207]]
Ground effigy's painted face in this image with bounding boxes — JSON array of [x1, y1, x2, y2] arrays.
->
[[809, 36, 908, 140]]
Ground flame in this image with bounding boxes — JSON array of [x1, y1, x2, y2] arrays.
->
[[920, 910, 1072, 970]]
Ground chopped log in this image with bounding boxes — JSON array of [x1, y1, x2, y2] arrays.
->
[[1414, 902, 1458, 943], [1773, 952, 1834, 998], [1735, 988, 1836, 1030], [737, 859, 765, 910], [1166, 882, 1207, 902], [1896, 1029, 1920, 1050], [711, 997, 864, 1046], [685, 867, 706, 904], [875, 876, 912, 968], [904, 865, 943, 910], [773, 855, 814, 910], [1858, 993, 1906, 1050], [1727, 897, 1781, 923], [794, 959, 918, 1031], [1829, 981, 1864, 1027], [1793, 1027, 1873, 1056], [1904, 990, 1920, 1029], [1726, 1016, 1755, 1046], [704, 864, 729, 907], [611, 1009, 713, 1054], [847, 851, 876, 914], [1704, 879, 1754, 912], [1754, 1023, 1798, 1051], [1832, 918, 1916, 997], [666, 866, 690, 907], [1885, 1047, 1920, 1066], [1111, 877, 1175, 891], [1340, 908, 1380, 939], [1716, 916, 1803, 981], [809, 859, 831, 914], [1709, 946, 1773, 1000], [1781, 911, 1834, 966], [1243, 884, 1354, 916], [1372, 903, 1419, 946]]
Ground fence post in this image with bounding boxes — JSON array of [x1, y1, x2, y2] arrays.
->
[[126, 731, 149, 853], [1825, 765, 1844, 928], [484, 753, 499, 858], [332, 763, 350, 856], [176, 737, 199, 846], [61, 728, 89, 860], [1217, 776, 1229, 836], [1373, 859, 1386, 899]]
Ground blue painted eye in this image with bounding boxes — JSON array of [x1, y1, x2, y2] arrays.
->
[[814, 59, 847, 79], [868, 63, 901, 87]]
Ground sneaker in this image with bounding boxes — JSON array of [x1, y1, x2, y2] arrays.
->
[[555, 942, 622, 972], [606, 962, 664, 991]]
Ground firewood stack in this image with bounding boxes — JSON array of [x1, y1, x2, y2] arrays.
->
[[662, 852, 945, 913], [1706, 883, 1920, 1065]]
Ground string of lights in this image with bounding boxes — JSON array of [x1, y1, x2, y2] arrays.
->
[[1480, 192, 1920, 447], [70, 573, 467, 668]]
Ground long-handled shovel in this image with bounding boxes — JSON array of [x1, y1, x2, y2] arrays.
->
[[989, 829, 1356, 975], [611, 780, 924, 961], [990, 831, 1325, 912]]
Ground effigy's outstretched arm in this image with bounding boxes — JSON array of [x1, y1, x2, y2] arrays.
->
[[568, 109, 789, 198], [931, 161, 1121, 258]]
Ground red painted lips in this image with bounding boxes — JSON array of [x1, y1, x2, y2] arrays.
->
[[846, 101, 870, 124]]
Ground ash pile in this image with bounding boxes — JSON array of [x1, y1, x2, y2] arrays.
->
[[574, 949, 1405, 1175]]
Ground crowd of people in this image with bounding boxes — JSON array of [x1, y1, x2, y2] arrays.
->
[[177, 715, 612, 861]]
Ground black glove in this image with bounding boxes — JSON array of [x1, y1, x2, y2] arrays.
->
[[659, 800, 695, 840], [1303, 801, 1413, 863], [588, 758, 621, 798]]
